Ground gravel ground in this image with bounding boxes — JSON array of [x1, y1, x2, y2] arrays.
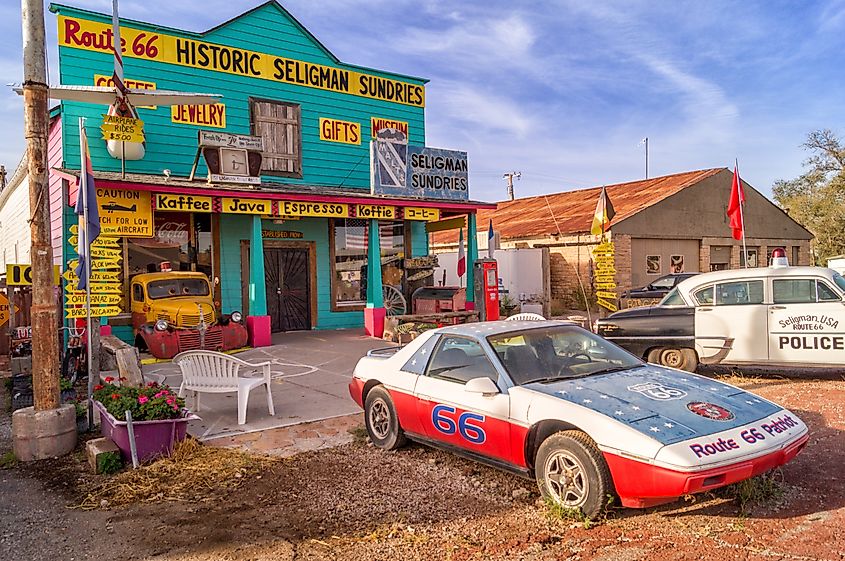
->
[[2, 371, 844, 561]]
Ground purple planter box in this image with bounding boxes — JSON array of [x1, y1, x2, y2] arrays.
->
[[95, 401, 199, 464]]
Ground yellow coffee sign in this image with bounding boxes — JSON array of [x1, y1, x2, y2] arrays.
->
[[171, 104, 226, 128], [319, 118, 361, 145], [356, 205, 395, 219], [592, 240, 618, 312], [100, 114, 145, 143], [222, 198, 272, 215], [94, 74, 156, 108], [58, 16, 425, 108], [97, 189, 153, 237], [404, 207, 440, 221], [278, 201, 348, 218], [156, 194, 212, 212]]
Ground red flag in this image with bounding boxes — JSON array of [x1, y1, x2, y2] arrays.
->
[[457, 228, 466, 278], [726, 162, 745, 240]]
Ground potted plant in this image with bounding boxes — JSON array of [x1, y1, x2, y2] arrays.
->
[[499, 294, 519, 317], [92, 378, 198, 464]]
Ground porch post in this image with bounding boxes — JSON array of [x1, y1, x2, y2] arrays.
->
[[246, 215, 271, 347], [364, 219, 386, 337], [466, 213, 478, 309]]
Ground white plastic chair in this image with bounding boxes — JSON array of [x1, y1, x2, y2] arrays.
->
[[174, 350, 275, 425], [505, 312, 546, 321]]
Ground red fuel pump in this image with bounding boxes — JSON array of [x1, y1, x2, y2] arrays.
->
[[473, 259, 500, 321]]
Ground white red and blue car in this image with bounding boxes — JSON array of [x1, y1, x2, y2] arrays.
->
[[349, 321, 808, 517]]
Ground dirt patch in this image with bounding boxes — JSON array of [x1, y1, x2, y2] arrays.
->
[[3, 375, 844, 560]]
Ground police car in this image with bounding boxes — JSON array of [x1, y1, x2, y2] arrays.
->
[[597, 250, 845, 371], [348, 320, 808, 518]]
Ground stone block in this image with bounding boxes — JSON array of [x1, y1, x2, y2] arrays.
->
[[11, 356, 32, 375], [12, 404, 77, 461], [86, 437, 123, 474]]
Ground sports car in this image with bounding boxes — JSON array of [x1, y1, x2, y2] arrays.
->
[[349, 321, 808, 518]]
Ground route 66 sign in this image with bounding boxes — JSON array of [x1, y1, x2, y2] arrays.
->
[[627, 382, 688, 401]]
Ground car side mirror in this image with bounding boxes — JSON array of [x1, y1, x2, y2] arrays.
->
[[465, 377, 500, 396]]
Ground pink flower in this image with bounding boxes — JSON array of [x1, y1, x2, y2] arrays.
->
[[104, 376, 115, 383], [172, 405, 179, 411], [154, 391, 165, 398], [138, 395, 149, 404], [166, 398, 174, 405]]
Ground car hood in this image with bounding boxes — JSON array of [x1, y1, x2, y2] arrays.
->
[[524, 365, 781, 445]]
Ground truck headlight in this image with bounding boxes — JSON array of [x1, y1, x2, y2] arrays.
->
[[154, 319, 169, 331], [231, 311, 243, 323]]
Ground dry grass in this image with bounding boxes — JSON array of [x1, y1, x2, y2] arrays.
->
[[75, 438, 277, 510]]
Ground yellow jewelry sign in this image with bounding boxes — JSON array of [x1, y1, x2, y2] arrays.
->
[[171, 103, 226, 128], [221, 198, 272, 215], [278, 201, 348, 218], [155, 194, 213, 213], [59, 16, 425, 108], [404, 207, 441, 221], [97, 189, 153, 237]]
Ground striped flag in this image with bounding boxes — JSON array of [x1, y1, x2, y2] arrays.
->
[[457, 228, 466, 278], [590, 186, 616, 236], [487, 219, 495, 258], [74, 121, 101, 291]]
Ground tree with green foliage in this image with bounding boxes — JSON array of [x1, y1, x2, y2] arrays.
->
[[773, 129, 845, 265]]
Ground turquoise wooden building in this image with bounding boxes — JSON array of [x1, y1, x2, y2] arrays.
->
[[49, 1, 492, 345]]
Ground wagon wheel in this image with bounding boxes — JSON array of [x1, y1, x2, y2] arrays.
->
[[382, 285, 407, 316]]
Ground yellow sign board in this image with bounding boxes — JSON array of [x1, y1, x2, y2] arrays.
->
[[58, 16, 425, 108], [592, 241, 618, 312], [278, 201, 348, 218], [319, 118, 361, 145], [356, 205, 395, 220], [221, 198, 272, 215], [0, 293, 20, 328], [63, 269, 121, 284], [404, 207, 440, 221], [95, 74, 156, 108], [65, 293, 123, 306], [66, 283, 123, 295], [68, 236, 120, 248], [5, 264, 61, 286], [97, 189, 153, 237], [156, 194, 213, 213], [100, 114, 144, 143], [171, 103, 226, 128], [67, 259, 122, 272], [65, 306, 122, 319]]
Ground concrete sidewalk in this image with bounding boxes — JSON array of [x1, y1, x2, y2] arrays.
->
[[142, 329, 390, 442]]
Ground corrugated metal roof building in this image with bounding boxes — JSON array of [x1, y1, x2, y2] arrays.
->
[[432, 168, 813, 313]]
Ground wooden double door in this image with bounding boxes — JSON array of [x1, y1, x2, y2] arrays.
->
[[264, 247, 311, 332]]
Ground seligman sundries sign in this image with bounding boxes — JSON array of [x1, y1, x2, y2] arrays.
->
[[372, 143, 468, 200]]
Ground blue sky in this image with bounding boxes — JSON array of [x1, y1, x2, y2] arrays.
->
[[1, 0, 844, 202]]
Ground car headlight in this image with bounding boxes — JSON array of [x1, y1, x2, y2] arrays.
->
[[231, 311, 243, 323], [154, 319, 169, 331]]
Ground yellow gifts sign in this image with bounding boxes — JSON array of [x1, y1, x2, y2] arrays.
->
[[97, 189, 153, 237], [221, 198, 272, 214], [59, 15, 425, 108], [319, 118, 361, 145]]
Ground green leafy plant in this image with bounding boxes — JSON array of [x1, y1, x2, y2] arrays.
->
[[725, 471, 785, 515], [60, 378, 74, 392], [97, 451, 123, 475], [0, 451, 17, 469], [93, 378, 186, 421]]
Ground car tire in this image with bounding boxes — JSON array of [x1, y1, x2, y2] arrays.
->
[[651, 347, 698, 372], [535, 430, 614, 519], [364, 386, 407, 451]]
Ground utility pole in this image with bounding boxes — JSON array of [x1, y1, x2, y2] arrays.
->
[[641, 137, 649, 179], [14, 0, 75, 461], [503, 171, 521, 201]]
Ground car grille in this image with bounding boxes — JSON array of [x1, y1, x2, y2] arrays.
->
[[156, 313, 174, 323], [177, 328, 224, 352], [178, 311, 215, 327]]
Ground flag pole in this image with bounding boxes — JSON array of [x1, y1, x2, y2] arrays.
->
[[736, 159, 749, 268], [81, 118, 95, 427]]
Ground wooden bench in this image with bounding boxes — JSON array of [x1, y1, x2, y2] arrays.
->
[[173, 350, 275, 425]]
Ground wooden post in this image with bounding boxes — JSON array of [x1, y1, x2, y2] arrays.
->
[[22, 0, 60, 411]]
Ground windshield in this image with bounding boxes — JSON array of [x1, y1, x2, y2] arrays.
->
[[147, 278, 210, 299], [659, 287, 687, 306], [834, 273, 845, 293], [488, 325, 643, 385]]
